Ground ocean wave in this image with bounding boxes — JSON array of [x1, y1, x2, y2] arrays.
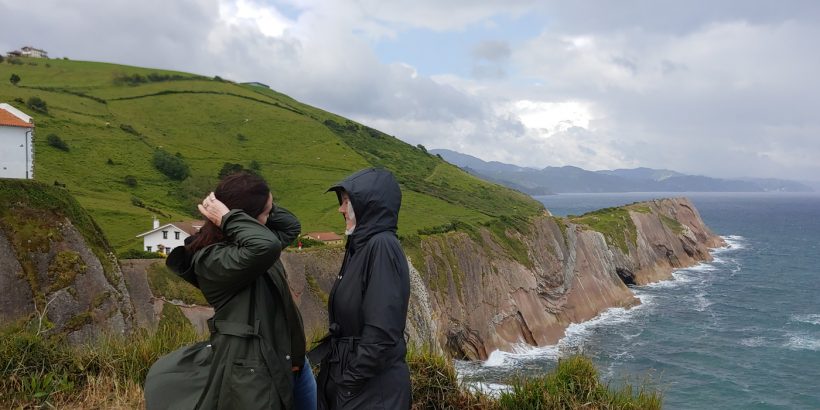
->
[[790, 314, 820, 325], [477, 298, 652, 369], [694, 291, 712, 312], [783, 334, 820, 351], [739, 336, 769, 348], [717, 235, 745, 251], [482, 343, 560, 368]]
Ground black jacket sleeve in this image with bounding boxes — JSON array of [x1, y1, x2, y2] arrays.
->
[[340, 235, 410, 392], [265, 206, 301, 248]]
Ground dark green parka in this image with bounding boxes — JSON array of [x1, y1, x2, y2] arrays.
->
[[145, 207, 305, 410]]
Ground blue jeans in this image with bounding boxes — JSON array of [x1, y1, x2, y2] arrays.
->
[[293, 356, 317, 410]]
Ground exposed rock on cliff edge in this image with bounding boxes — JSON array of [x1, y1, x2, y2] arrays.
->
[[0, 180, 134, 343], [283, 197, 724, 360]]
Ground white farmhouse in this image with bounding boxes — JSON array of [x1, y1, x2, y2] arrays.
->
[[0, 103, 35, 179], [20, 46, 48, 58], [136, 217, 204, 254]]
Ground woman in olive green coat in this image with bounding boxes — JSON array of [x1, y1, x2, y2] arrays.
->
[[145, 172, 310, 410]]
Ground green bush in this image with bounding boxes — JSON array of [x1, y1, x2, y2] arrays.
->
[[26, 96, 48, 114], [9, 73, 20, 85], [146, 261, 207, 305], [130, 195, 144, 208], [0, 319, 662, 409], [497, 355, 662, 410], [119, 123, 139, 135], [294, 236, 325, 249], [248, 160, 261, 172], [407, 345, 491, 409], [123, 175, 138, 188], [118, 249, 163, 259], [218, 162, 245, 179], [46, 134, 69, 151], [0, 317, 200, 408], [152, 149, 190, 181]]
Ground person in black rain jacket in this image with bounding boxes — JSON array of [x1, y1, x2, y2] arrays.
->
[[310, 168, 411, 410]]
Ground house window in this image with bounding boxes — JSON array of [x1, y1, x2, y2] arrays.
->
[[146, 246, 152, 252], [162, 231, 168, 239], [175, 231, 180, 240]]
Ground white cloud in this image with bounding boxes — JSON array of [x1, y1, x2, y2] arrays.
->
[[2, 0, 820, 180], [507, 100, 594, 134]]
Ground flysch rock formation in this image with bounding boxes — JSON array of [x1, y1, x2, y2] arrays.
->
[[279, 197, 725, 360], [0, 216, 135, 344], [2, 194, 722, 362]]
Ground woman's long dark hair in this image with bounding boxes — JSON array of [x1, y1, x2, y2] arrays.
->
[[185, 171, 271, 255]]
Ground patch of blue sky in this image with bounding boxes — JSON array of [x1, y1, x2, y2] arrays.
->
[[371, 13, 547, 77], [266, 0, 302, 21]]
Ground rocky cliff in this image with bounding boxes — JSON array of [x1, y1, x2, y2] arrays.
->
[[0, 185, 722, 360], [282, 197, 724, 360], [0, 180, 135, 343]]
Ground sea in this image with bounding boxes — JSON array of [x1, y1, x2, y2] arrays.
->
[[456, 192, 820, 409]]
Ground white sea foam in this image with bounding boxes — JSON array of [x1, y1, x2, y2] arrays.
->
[[465, 381, 512, 396], [739, 336, 768, 348], [791, 314, 820, 326], [694, 291, 712, 312], [475, 297, 652, 370], [718, 235, 746, 251], [784, 334, 820, 351], [481, 343, 560, 368]]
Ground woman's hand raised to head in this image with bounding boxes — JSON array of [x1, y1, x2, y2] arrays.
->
[[198, 192, 230, 227]]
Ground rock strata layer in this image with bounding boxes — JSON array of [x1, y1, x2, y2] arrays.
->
[[284, 197, 724, 359]]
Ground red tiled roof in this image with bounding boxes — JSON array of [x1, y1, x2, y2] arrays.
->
[[0, 108, 32, 128], [304, 231, 344, 242], [172, 221, 206, 236]]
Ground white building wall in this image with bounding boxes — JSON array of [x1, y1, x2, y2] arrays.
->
[[0, 126, 34, 179], [142, 227, 191, 253]]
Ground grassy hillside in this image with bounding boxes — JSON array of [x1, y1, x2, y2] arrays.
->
[[0, 57, 542, 252]]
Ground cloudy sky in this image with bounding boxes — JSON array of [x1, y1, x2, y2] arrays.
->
[[2, 0, 819, 180]]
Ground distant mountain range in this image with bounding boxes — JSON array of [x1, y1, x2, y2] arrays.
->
[[431, 149, 814, 194]]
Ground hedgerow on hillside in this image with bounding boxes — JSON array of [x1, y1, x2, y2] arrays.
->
[[0, 56, 544, 254]]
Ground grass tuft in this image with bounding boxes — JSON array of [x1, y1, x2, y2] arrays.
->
[[146, 261, 207, 305]]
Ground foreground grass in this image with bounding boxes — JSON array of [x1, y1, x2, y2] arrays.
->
[[0, 305, 199, 408], [1, 320, 661, 409]]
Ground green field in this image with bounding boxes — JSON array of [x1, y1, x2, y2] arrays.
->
[[0, 57, 543, 252]]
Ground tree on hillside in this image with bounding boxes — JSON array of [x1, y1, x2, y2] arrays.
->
[[218, 162, 245, 179], [26, 97, 48, 114], [9, 73, 20, 85], [0, 55, 5, 63], [248, 160, 261, 173], [47, 134, 69, 151], [152, 149, 190, 180]]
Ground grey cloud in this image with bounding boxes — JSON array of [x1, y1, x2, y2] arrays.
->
[[472, 40, 511, 62], [532, 0, 820, 35]]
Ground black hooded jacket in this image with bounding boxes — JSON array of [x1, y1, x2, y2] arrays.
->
[[313, 168, 411, 410]]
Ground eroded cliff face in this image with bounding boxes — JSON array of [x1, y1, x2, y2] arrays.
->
[[286, 197, 724, 360], [0, 218, 134, 343], [0, 182, 135, 343], [55, 196, 720, 360]]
